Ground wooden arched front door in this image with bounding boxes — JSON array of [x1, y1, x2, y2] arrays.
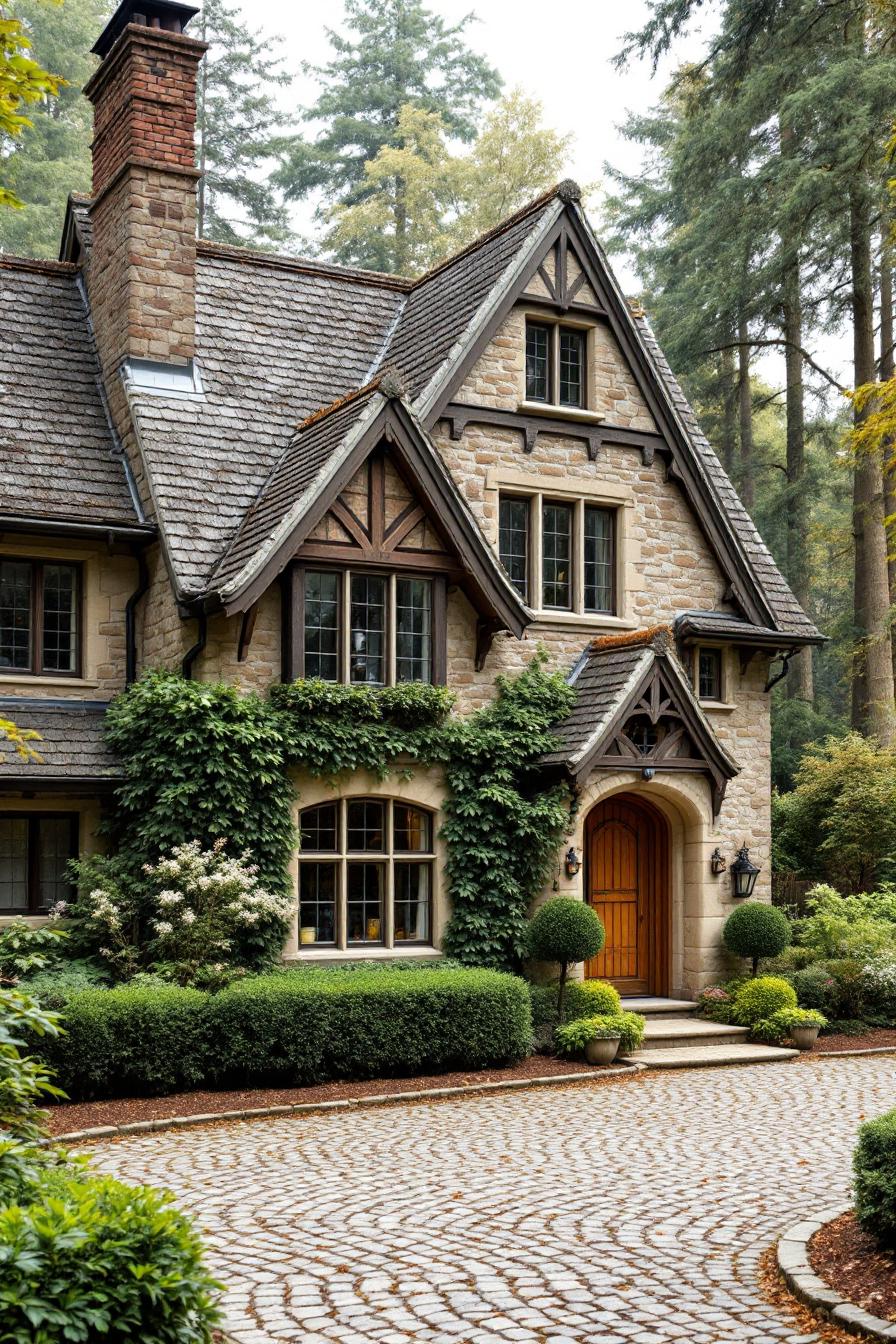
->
[[585, 794, 669, 995]]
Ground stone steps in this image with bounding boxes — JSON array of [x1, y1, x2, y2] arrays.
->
[[618, 998, 799, 1069]]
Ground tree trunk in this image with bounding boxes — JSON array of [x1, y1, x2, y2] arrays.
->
[[557, 961, 568, 1024], [720, 345, 737, 479], [780, 118, 813, 703], [879, 233, 896, 687], [850, 181, 895, 740], [737, 316, 755, 511]]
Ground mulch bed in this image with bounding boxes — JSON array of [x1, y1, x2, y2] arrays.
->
[[44, 1054, 617, 1135], [759, 1245, 856, 1343], [810, 1210, 896, 1322], [813, 1028, 896, 1053]]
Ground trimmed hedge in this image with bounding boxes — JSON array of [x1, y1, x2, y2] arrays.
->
[[37, 970, 531, 1100], [855, 1108, 896, 1247], [529, 980, 621, 1036], [730, 975, 797, 1027]]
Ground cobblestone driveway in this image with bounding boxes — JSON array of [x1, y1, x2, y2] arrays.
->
[[89, 1056, 896, 1344]]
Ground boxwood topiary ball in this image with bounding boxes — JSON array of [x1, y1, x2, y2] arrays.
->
[[528, 897, 605, 965], [855, 1108, 896, 1248], [723, 901, 791, 967], [731, 975, 797, 1027]]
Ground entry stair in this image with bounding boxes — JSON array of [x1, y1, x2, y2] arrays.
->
[[618, 997, 799, 1068]]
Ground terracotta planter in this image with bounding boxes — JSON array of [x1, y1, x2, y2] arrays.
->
[[790, 1025, 821, 1051], [584, 1036, 621, 1065]]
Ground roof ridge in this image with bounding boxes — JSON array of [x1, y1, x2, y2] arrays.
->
[[590, 624, 673, 654], [296, 377, 383, 433], [408, 181, 575, 291], [1, 255, 79, 276], [196, 239, 413, 292]]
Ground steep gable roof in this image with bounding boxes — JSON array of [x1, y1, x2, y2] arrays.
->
[[208, 379, 529, 637], [0, 699, 120, 790], [544, 627, 739, 815], [0, 257, 141, 531]]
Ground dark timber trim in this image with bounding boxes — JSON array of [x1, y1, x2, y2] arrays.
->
[[441, 402, 666, 465]]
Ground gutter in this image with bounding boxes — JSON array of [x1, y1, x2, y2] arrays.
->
[[181, 613, 207, 679], [0, 516, 156, 544]]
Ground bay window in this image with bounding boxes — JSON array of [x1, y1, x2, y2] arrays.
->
[[298, 798, 434, 948], [294, 567, 443, 685], [0, 559, 80, 676], [498, 494, 616, 615]]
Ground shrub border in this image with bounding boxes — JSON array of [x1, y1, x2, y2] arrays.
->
[[48, 1063, 643, 1144], [777, 1204, 896, 1340]]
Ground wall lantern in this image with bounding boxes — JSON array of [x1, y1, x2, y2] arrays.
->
[[710, 847, 727, 876], [730, 845, 760, 898], [641, 766, 655, 781], [564, 847, 582, 879]]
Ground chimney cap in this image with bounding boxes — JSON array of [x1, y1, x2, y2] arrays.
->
[[92, 0, 200, 58]]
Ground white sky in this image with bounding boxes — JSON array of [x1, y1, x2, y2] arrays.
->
[[244, 0, 849, 394]]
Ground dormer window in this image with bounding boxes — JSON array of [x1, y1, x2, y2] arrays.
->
[[0, 559, 80, 676], [525, 320, 587, 408]]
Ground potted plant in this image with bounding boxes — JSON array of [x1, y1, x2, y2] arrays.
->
[[554, 1010, 646, 1065], [753, 1006, 827, 1050]]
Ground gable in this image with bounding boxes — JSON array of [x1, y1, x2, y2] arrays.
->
[[297, 450, 453, 570], [521, 231, 602, 311]]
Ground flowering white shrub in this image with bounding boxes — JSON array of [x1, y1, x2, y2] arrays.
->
[[862, 960, 896, 1017], [143, 839, 293, 979]]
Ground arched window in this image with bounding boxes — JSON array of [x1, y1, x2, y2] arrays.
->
[[298, 798, 434, 949]]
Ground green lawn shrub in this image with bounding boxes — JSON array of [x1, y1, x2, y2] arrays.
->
[[723, 902, 792, 975], [529, 978, 621, 1040], [0, 1169, 222, 1342], [554, 1010, 645, 1057], [34, 970, 531, 1100], [731, 975, 797, 1027], [752, 1006, 827, 1044], [37, 985, 210, 1099], [855, 1108, 896, 1247], [526, 898, 605, 1022], [790, 964, 838, 1012]]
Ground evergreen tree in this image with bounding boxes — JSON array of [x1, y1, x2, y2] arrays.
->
[[0, 0, 92, 251], [196, 0, 292, 248], [278, 0, 501, 270]]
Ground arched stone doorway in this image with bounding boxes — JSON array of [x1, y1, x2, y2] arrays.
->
[[585, 793, 670, 996]]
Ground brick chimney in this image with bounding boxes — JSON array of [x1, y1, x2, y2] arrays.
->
[[83, 0, 207, 375]]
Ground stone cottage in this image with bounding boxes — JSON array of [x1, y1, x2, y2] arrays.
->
[[0, 0, 821, 995]]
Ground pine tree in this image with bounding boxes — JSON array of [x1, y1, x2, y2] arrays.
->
[[278, 0, 501, 270], [0, 0, 98, 254], [195, 0, 292, 248]]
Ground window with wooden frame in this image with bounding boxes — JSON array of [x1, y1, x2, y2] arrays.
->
[[498, 494, 616, 615], [298, 798, 434, 948], [0, 813, 78, 915], [696, 646, 724, 703], [292, 567, 446, 686], [0, 559, 81, 676], [525, 320, 588, 408]]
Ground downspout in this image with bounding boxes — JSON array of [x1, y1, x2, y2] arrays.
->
[[182, 613, 207, 680], [125, 548, 150, 686]]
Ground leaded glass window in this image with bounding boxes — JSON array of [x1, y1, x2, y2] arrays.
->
[[297, 799, 434, 949], [698, 648, 723, 701], [0, 560, 79, 675], [395, 578, 431, 683], [559, 328, 586, 407], [303, 571, 340, 681], [584, 507, 614, 613], [349, 574, 386, 684], [525, 322, 550, 402], [498, 497, 529, 600], [0, 814, 77, 914], [542, 501, 572, 609]]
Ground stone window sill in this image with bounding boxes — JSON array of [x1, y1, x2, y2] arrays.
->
[[529, 611, 638, 630], [699, 699, 736, 713], [518, 401, 605, 425], [283, 945, 444, 964], [0, 674, 99, 690]]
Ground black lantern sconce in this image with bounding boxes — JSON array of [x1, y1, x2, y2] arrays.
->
[[730, 845, 761, 898], [710, 847, 727, 876], [564, 847, 582, 879]]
